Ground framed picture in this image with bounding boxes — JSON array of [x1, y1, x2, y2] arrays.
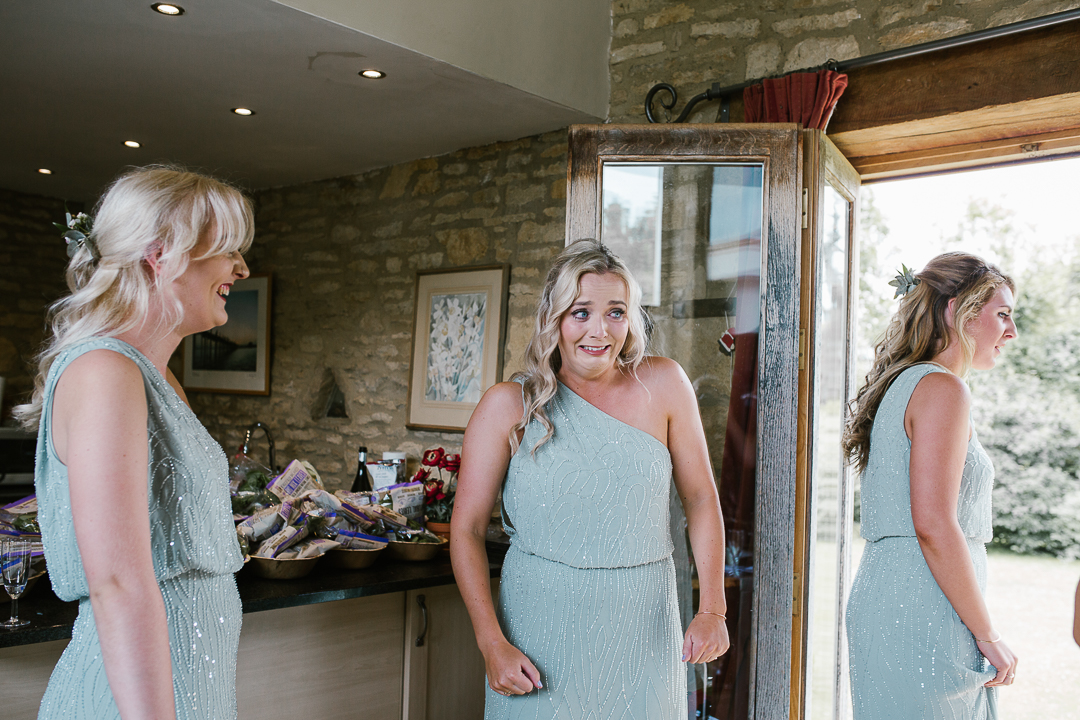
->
[[182, 274, 272, 395], [407, 265, 509, 431]]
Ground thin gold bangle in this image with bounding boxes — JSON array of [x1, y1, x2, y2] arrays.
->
[[975, 633, 1001, 643], [696, 611, 727, 620]]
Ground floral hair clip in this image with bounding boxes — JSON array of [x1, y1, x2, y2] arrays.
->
[[888, 264, 920, 298], [53, 212, 96, 260]]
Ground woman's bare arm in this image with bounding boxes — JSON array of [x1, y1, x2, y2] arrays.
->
[[655, 358, 730, 664], [450, 382, 541, 695], [907, 371, 1017, 686], [54, 350, 177, 720]]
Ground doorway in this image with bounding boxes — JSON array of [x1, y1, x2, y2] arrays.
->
[[849, 155, 1080, 720]]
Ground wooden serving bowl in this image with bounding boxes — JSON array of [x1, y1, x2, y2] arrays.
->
[[322, 546, 385, 570], [385, 538, 447, 562], [248, 555, 321, 580]]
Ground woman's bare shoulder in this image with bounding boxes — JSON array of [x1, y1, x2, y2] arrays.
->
[[60, 348, 143, 391], [636, 356, 691, 391], [908, 368, 970, 422], [470, 381, 526, 429]]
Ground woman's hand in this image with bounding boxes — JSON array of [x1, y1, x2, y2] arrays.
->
[[682, 613, 731, 664], [483, 638, 543, 696], [977, 637, 1018, 687]]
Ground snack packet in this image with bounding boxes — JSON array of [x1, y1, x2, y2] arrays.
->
[[335, 528, 390, 550], [276, 537, 340, 560], [267, 460, 324, 500], [253, 523, 310, 559], [387, 481, 424, 522], [237, 505, 284, 543]]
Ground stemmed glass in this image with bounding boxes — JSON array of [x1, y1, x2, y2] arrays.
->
[[1, 537, 32, 628]]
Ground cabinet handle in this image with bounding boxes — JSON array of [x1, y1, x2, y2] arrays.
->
[[415, 594, 428, 647]]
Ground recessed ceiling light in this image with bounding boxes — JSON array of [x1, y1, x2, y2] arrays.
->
[[151, 3, 184, 15], [231, 107, 255, 116], [360, 69, 386, 79], [124, 140, 142, 148], [38, 168, 53, 175]]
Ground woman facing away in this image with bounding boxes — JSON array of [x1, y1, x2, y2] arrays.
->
[[450, 239, 730, 720], [843, 252, 1020, 719], [14, 166, 252, 720]]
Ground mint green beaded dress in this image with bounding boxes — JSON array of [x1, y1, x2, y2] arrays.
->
[[846, 364, 998, 720], [489, 381, 684, 720], [34, 338, 244, 720]]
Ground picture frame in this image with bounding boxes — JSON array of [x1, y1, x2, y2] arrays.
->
[[182, 274, 272, 395], [407, 265, 509, 431]]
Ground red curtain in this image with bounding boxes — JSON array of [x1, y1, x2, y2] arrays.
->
[[743, 69, 848, 130]]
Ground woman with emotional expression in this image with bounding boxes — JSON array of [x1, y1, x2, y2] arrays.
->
[[844, 252, 1020, 719], [451, 239, 729, 719], [15, 166, 252, 720]]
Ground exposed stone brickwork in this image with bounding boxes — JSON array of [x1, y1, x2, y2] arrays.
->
[[0, 189, 70, 423], [609, 0, 1080, 123], [187, 132, 568, 489]]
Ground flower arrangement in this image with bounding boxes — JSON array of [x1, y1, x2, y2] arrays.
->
[[54, 211, 95, 259], [415, 447, 460, 523]]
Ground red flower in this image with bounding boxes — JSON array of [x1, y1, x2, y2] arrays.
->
[[411, 468, 431, 484], [443, 454, 461, 473], [422, 448, 445, 467], [424, 479, 444, 503]]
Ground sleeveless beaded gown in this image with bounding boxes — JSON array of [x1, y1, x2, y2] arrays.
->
[[489, 381, 684, 720], [846, 364, 998, 720], [35, 338, 244, 720]]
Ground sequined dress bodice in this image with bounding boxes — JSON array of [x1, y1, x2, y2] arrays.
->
[[502, 381, 674, 569], [488, 379, 684, 720], [859, 363, 994, 542], [35, 337, 243, 720], [846, 363, 998, 719]]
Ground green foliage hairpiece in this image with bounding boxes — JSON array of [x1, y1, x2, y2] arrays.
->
[[888, 264, 920, 298]]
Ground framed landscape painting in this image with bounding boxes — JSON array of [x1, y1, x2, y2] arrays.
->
[[407, 265, 509, 431], [182, 274, 272, 395]]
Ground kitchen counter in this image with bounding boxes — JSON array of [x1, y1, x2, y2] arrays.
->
[[1, 543, 505, 649]]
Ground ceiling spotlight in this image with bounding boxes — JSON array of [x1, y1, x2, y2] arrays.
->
[[231, 107, 255, 116], [124, 140, 142, 148], [151, 3, 184, 15], [38, 168, 53, 175], [360, 69, 386, 79]]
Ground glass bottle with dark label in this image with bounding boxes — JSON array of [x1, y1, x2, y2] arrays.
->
[[350, 445, 373, 492]]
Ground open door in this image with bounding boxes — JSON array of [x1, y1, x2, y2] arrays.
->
[[565, 124, 860, 720], [792, 130, 861, 720]]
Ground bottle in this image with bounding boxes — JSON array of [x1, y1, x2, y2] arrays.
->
[[350, 446, 373, 492]]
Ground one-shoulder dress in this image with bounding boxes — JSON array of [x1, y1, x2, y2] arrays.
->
[[488, 381, 684, 720], [846, 363, 998, 720], [34, 337, 244, 720]]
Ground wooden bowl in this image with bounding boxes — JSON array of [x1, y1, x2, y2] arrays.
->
[[322, 546, 385, 570], [0, 570, 45, 603], [386, 538, 447, 562], [248, 555, 320, 580]]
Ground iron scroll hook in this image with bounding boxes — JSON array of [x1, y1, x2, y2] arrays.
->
[[645, 82, 725, 124]]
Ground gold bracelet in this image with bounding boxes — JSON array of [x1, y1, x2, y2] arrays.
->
[[696, 611, 727, 620], [974, 633, 1001, 643]]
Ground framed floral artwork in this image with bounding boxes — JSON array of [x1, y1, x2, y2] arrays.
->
[[182, 274, 272, 395], [407, 265, 509, 431]]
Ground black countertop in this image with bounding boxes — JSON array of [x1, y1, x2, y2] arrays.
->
[[0, 544, 505, 649]]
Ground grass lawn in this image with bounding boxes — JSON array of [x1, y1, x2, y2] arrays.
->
[[985, 548, 1080, 720]]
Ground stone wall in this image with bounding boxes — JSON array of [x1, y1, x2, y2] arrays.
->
[[0, 189, 70, 423], [609, 0, 1080, 123], [188, 132, 568, 489]]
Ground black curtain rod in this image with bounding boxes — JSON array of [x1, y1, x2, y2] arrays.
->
[[645, 7, 1080, 123]]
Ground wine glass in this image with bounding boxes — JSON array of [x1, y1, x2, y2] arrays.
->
[[1, 537, 32, 628]]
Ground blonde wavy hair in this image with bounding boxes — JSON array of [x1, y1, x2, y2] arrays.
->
[[842, 251, 1014, 473], [14, 166, 254, 430], [510, 239, 652, 454]]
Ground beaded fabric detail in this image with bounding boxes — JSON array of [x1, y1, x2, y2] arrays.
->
[[846, 364, 998, 720], [35, 337, 244, 720], [490, 381, 683, 719]]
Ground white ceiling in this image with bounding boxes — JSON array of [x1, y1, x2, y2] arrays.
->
[[0, 0, 607, 203]]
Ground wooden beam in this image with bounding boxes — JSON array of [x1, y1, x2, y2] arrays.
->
[[830, 20, 1080, 132]]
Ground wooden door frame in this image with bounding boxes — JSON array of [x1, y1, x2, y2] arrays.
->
[[566, 123, 802, 720], [790, 130, 861, 720]]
